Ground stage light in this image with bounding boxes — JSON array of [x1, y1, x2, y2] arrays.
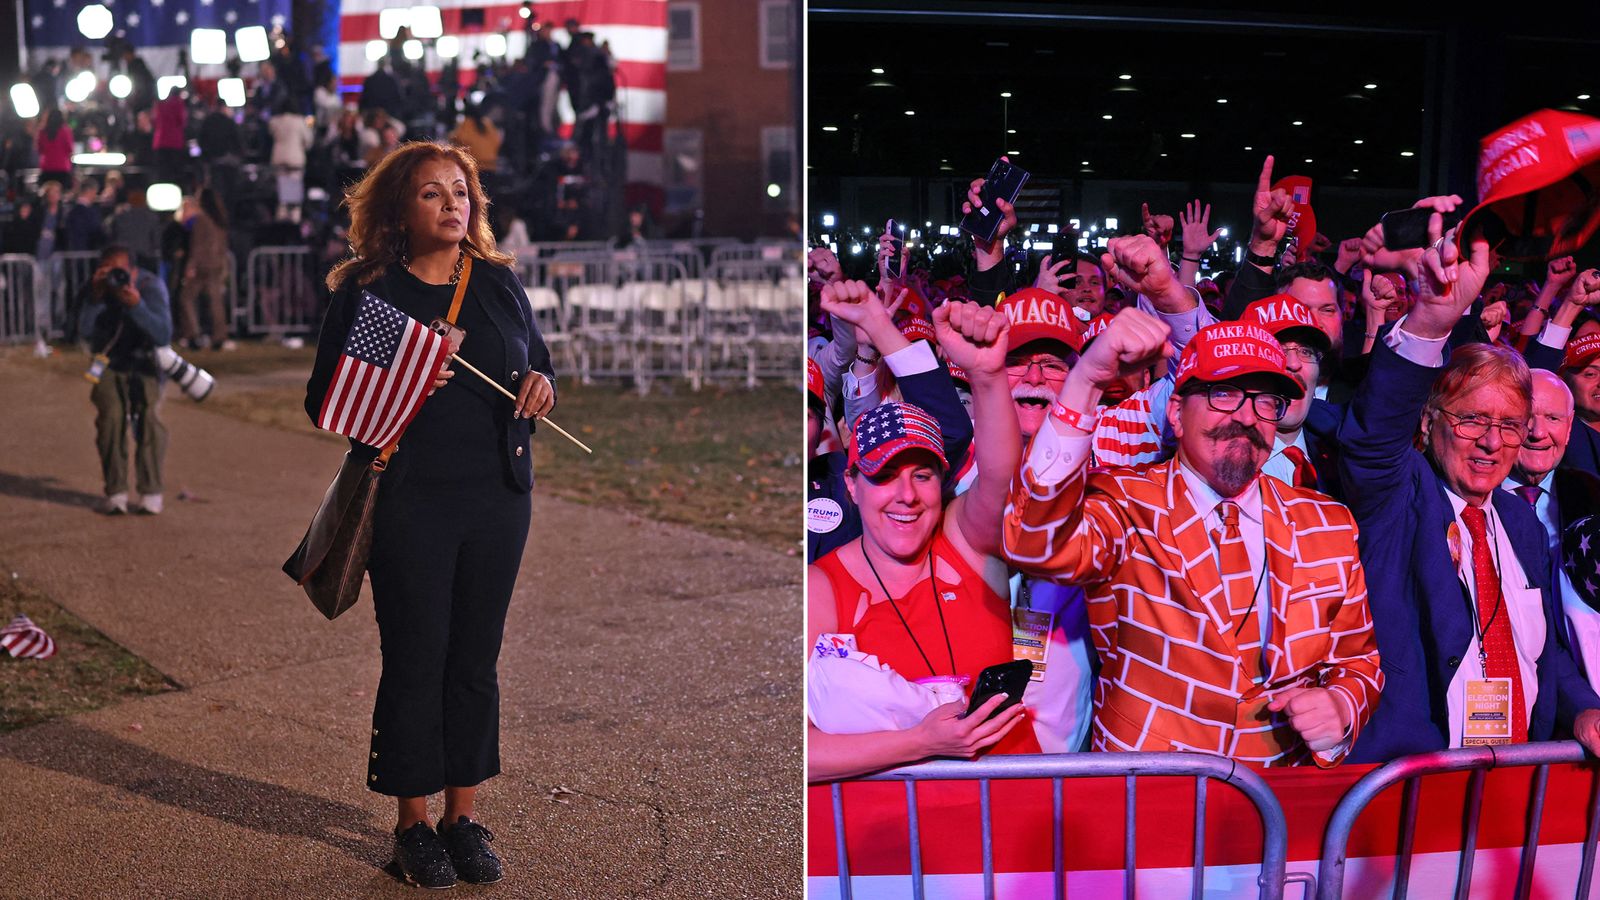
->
[[821, 213, 835, 227], [870, 67, 884, 74], [1118, 74, 1131, 80], [436, 36, 461, 59], [1000, 91, 1011, 98], [156, 75, 186, 99], [904, 110, 914, 116], [485, 33, 507, 57], [379, 8, 410, 40], [1102, 114, 1112, 120], [1180, 133, 1196, 139], [147, 183, 183, 212], [821, 125, 837, 132], [1292, 120, 1303, 126], [77, 4, 112, 40], [191, 28, 227, 65], [64, 71, 96, 103], [1105, 217, 1118, 230], [1216, 98, 1227, 104], [365, 40, 388, 62], [409, 7, 443, 39], [1047, 224, 1058, 234], [403, 40, 424, 60], [1364, 83, 1377, 89], [1401, 150, 1415, 157], [236, 26, 270, 63], [766, 183, 781, 198], [218, 77, 246, 108], [72, 152, 126, 165], [108, 73, 131, 98], [10, 84, 39, 118]]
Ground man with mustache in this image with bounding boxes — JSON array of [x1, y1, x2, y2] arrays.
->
[[1503, 372, 1600, 693], [1004, 310, 1382, 765], [1339, 220, 1600, 761]]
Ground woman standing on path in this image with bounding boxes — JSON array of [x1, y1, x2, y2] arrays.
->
[[305, 141, 556, 889]]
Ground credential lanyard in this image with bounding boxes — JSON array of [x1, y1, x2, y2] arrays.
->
[[372, 254, 473, 472]]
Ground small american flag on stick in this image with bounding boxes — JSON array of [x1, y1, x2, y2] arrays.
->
[[317, 291, 452, 449], [1, 614, 55, 660]]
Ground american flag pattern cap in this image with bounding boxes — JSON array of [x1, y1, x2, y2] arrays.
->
[[849, 402, 947, 477], [1, 614, 55, 660]]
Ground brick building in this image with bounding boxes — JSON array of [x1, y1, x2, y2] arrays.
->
[[662, 0, 798, 238]]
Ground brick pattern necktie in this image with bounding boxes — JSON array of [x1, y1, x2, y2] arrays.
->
[[1211, 500, 1266, 685], [1515, 484, 1543, 508], [1280, 445, 1319, 491], [1459, 505, 1528, 743]]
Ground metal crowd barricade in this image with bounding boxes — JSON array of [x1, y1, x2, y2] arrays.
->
[[708, 241, 804, 270], [706, 258, 804, 388], [515, 256, 579, 377], [243, 246, 321, 337], [46, 250, 101, 340], [539, 253, 698, 390], [0, 254, 43, 343], [1317, 741, 1600, 900], [830, 752, 1293, 900]]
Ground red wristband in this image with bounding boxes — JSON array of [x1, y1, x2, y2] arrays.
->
[[1050, 401, 1097, 433]]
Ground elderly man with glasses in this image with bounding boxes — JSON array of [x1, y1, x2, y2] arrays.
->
[[1004, 309, 1383, 767], [1339, 220, 1600, 762]]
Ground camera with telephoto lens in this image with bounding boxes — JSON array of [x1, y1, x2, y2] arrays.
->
[[154, 345, 215, 402], [105, 267, 130, 289]]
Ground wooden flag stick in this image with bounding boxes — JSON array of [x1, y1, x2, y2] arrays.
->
[[449, 354, 594, 454]]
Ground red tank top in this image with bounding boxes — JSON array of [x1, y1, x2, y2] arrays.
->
[[816, 530, 1040, 755]]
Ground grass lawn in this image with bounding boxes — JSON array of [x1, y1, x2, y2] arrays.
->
[[0, 574, 176, 734]]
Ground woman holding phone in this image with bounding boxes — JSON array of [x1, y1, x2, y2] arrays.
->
[[307, 141, 555, 889], [806, 292, 1038, 781]]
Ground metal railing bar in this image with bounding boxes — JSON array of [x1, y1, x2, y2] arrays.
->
[[1393, 776, 1421, 900], [1126, 774, 1137, 900], [980, 778, 995, 900], [1053, 776, 1065, 900], [1577, 771, 1600, 900], [1194, 774, 1207, 900], [1514, 764, 1550, 900], [905, 779, 924, 900], [1454, 768, 1485, 900], [832, 782, 852, 900]]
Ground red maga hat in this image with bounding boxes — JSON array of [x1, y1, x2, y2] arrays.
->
[[946, 360, 970, 388], [1081, 313, 1115, 346], [1241, 294, 1332, 352], [899, 315, 937, 346], [807, 357, 826, 410], [1272, 175, 1317, 263], [1175, 321, 1304, 399], [1459, 109, 1600, 260], [1566, 332, 1600, 370], [996, 287, 1086, 355]]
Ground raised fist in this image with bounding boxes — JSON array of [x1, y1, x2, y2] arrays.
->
[[1101, 234, 1176, 300], [1070, 307, 1172, 390], [933, 300, 1009, 378]]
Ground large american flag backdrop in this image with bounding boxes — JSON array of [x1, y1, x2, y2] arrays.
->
[[22, 1, 667, 207]]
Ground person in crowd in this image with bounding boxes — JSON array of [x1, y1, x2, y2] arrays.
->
[[36, 109, 73, 189], [307, 141, 555, 889], [63, 176, 106, 252], [268, 97, 314, 222], [808, 300, 1034, 782], [108, 178, 162, 273], [78, 244, 173, 516], [1238, 294, 1344, 498], [1004, 308, 1383, 766], [1339, 213, 1600, 761], [1524, 270, 1600, 477], [312, 71, 344, 136], [808, 281, 972, 563], [122, 108, 155, 168], [173, 187, 233, 351], [448, 104, 502, 174], [360, 57, 406, 122], [151, 87, 188, 185], [1504, 372, 1600, 693]]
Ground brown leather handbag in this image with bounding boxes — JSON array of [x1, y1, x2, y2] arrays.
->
[[283, 258, 473, 619]]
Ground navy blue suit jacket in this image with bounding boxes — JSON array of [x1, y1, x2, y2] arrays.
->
[[1302, 397, 1345, 501], [1340, 340, 1600, 762]]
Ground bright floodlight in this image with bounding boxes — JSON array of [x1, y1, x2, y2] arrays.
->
[[403, 40, 424, 61], [191, 28, 228, 65], [64, 71, 97, 103], [236, 26, 270, 63], [766, 183, 781, 198], [378, 8, 410, 40], [365, 40, 388, 62], [435, 35, 460, 59], [485, 33, 507, 58], [77, 4, 112, 39], [820, 213, 835, 227], [109, 73, 132, 98], [10, 83, 40, 119], [147, 183, 182, 212], [156, 75, 186, 100], [409, 7, 443, 39], [72, 152, 127, 165], [217, 77, 246, 108]]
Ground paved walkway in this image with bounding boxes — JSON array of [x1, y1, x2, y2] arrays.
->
[[0, 354, 802, 898]]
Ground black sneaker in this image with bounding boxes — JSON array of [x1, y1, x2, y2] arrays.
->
[[438, 816, 504, 885], [394, 821, 457, 889]]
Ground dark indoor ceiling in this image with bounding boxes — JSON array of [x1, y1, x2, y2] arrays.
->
[[808, 3, 1600, 191]]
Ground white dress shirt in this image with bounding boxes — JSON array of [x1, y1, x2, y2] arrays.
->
[[1441, 489, 1546, 745]]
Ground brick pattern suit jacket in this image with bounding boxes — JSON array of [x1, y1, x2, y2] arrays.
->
[[1004, 455, 1383, 767]]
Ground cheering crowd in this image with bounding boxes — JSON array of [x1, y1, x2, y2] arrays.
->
[[806, 108, 1600, 781]]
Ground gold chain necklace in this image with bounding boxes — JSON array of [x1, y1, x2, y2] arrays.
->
[[405, 248, 466, 285]]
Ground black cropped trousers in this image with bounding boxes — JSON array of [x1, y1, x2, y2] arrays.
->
[[364, 474, 531, 797]]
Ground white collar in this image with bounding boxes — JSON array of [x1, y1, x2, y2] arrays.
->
[[1178, 460, 1264, 528]]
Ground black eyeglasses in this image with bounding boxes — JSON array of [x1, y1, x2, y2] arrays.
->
[[1004, 355, 1070, 380], [1279, 342, 1324, 364], [1194, 384, 1290, 422], [1437, 408, 1527, 447]]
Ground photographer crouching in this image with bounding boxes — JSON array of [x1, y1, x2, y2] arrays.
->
[[79, 244, 174, 515]]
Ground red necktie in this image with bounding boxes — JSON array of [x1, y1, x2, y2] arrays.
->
[[1515, 484, 1543, 508], [1280, 445, 1319, 491], [1459, 505, 1528, 743]]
